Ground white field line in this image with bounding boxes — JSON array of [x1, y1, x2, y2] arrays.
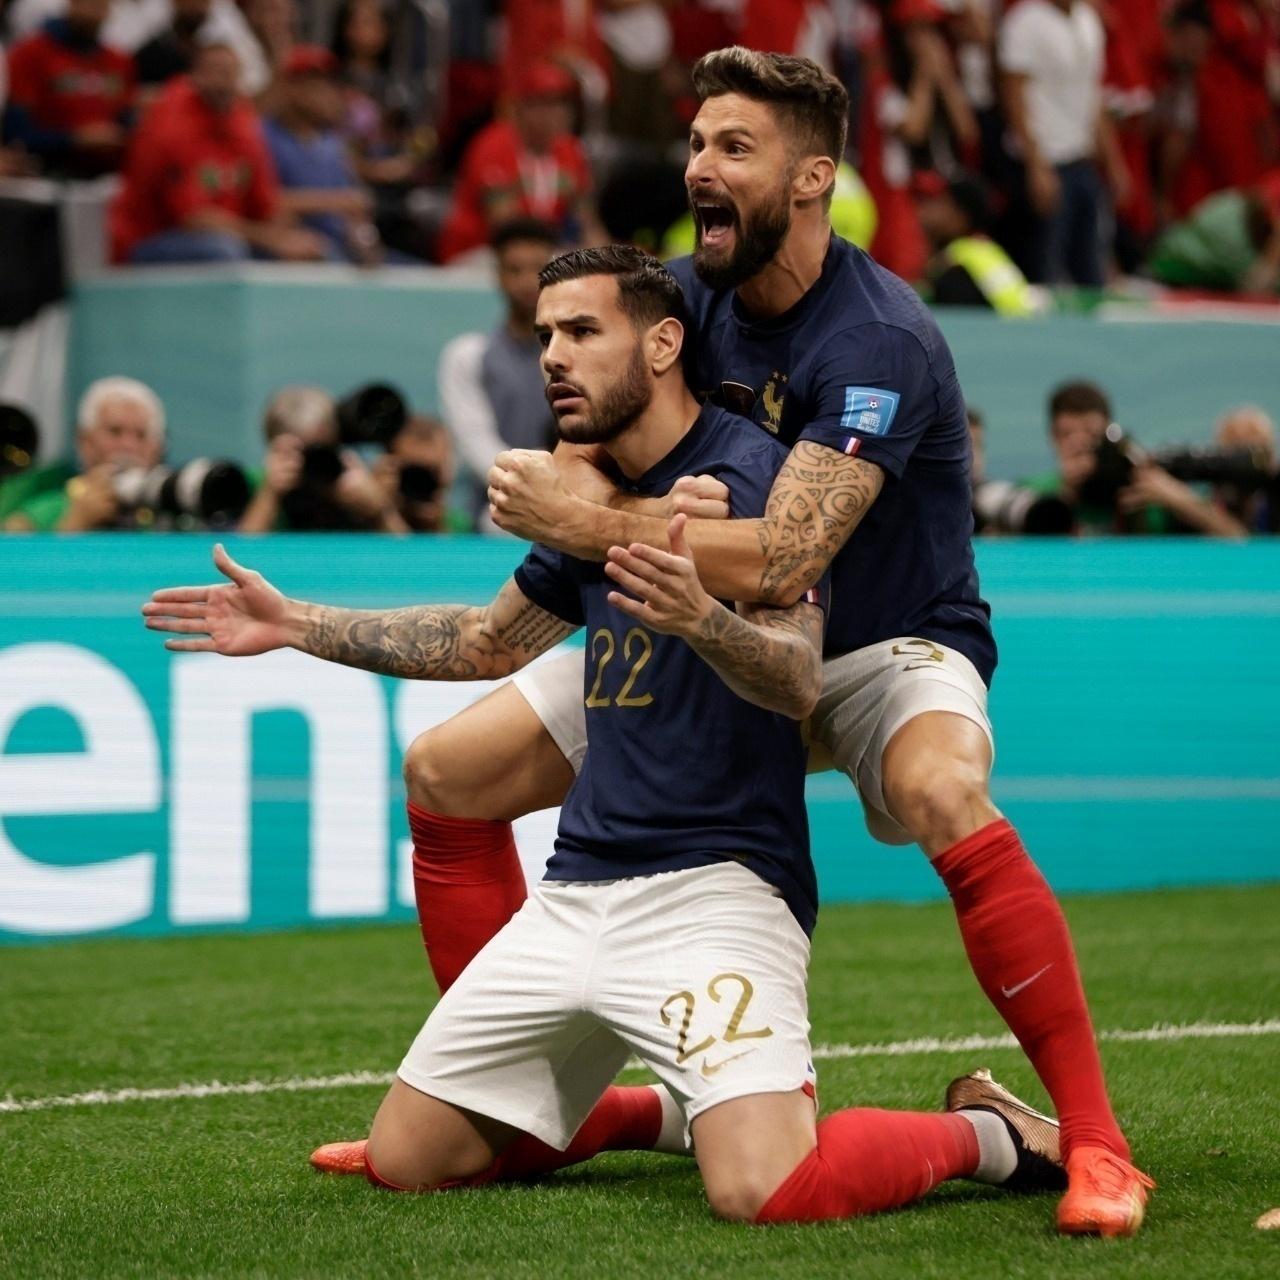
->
[[3, 1019, 1277, 1118]]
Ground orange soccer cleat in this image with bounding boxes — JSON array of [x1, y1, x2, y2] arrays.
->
[[1056, 1146, 1155, 1237], [310, 1139, 369, 1176]]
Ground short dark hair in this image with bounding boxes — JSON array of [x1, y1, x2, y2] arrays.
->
[[1049, 380, 1113, 423], [692, 46, 849, 165], [490, 217, 560, 255], [538, 245, 689, 333]]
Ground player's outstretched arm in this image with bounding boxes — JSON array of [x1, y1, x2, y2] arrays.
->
[[491, 442, 883, 607], [605, 515, 823, 720], [142, 544, 576, 680]]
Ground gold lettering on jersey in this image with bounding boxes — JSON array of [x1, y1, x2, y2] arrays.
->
[[585, 629, 616, 707], [761, 371, 789, 435], [585, 626, 655, 708], [616, 629, 655, 707]]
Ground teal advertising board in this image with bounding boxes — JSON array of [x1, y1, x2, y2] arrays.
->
[[1, 535, 1277, 944]]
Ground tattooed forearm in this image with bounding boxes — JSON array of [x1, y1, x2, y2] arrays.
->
[[756, 442, 884, 605], [687, 599, 824, 719], [293, 579, 575, 680]]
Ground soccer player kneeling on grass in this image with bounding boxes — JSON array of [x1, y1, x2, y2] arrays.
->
[[144, 249, 1064, 1222]]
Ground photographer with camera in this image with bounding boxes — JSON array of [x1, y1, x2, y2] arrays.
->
[[3, 376, 251, 532], [237, 384, 411, 534], [369, 414, 456, 534], [1025, 381, 1247, 537]]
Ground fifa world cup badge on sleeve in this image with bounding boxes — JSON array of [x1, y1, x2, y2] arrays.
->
[[840, 387, 900, 436]]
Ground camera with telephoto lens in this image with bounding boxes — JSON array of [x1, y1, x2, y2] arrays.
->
[[112, 459, 251, 528], [0, 403, 38, 477], [1079, 423, 1276, 510], [299, 382, 410, 492], [973, 480, 1074, 534]]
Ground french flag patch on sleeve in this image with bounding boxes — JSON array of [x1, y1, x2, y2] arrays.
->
[[840, 386, 900, 437]]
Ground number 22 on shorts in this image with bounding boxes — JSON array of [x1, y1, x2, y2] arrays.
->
[[660, 972, 774, 1076]]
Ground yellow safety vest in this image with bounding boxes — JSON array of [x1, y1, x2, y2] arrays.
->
[[661, 162, 878, 259], [944, 236, 1034, 316]]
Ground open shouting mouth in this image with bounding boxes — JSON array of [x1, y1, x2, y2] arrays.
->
[[693, 196, 737, 251]]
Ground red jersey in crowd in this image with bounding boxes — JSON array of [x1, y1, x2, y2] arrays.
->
[[110, 78, 279, 262], [1194, 0, 1280, 193], [502, 0, 607, 96], [4, 19, 134, 173], [438, 117, 592, 262], [1099, 0, 1158, 238]]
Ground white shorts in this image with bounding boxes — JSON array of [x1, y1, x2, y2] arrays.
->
[[397, 862, 815, 1150], [512, 637, 994, 846]]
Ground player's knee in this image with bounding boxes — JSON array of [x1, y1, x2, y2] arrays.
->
[[703, 1169, 782, 1223], [892, 759, 995, 849], [402, 727, 461, 812], [364, 1131, 489, 1193]]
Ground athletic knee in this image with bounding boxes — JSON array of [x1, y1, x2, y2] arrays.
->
[[703, 1168, 785, 1223], [403, 727, 463, 813], [364, 1130, 491, 1192], [890, 760, 998, 851]]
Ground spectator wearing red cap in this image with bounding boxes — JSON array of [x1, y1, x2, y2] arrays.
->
[[437, 61, 606, 263], [263, 44, 381, 264], [2, 0, 135, 177], [111, 39, 329, 264]]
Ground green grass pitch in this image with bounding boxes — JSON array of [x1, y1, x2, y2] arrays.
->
[[2, 884, 1278, 1279]]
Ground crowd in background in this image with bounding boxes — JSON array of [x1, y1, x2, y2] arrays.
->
[[1, 1, 1277, 537], [1, 212, 1274, 537], [1, 0, 1278, 290]]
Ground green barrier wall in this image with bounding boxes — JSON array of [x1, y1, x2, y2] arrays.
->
[[1, 535, 1276, 944], [66, 269, 1280, 481]]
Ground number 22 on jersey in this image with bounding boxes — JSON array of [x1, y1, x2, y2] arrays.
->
[[585, 626, 655, 708]]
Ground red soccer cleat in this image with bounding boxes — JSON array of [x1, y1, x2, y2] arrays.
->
[[310, 1139, 369, 1176], [1056, 1146, 1155, 1237]]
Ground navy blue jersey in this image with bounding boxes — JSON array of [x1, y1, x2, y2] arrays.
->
[[515, 405, 823, 934], [670, 237, 996, 684]]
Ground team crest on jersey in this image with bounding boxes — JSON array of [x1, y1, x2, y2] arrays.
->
[[840, 386, 900, 436], [761, 372, 788, 434]]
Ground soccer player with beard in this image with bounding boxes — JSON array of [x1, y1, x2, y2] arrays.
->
[[145, 247, 1066, 1221], [375, 46, 1150, 1237]]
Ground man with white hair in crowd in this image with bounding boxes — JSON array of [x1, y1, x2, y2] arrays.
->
[[2, 375, 165, 530]]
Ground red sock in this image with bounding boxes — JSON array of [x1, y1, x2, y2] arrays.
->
[[407, 802, 527, 994], [470, 1086, 664, 1186], [932, 818, 1128, 1160], [756, 1109, 977, 1223]]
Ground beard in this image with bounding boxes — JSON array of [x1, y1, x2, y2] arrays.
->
[[552, 343, 652, 446], [692, 180, 792, 291]]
